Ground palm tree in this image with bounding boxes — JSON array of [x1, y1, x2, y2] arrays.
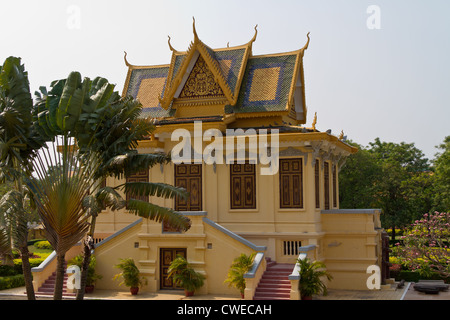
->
[[33, 71, 191, 300], [0, 187, 36, 299], [0, 56, 45, 300]]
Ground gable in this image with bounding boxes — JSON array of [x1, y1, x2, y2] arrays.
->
[[178, 55, 225, 99]]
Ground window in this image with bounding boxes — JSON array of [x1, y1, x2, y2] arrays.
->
[[283, 240, 302, 256], [230, 163, 256, 209], [279, 158, 303, 208], [126, 169, 149, 204], [174, 164, 202, 211], [315, 159, 320, 208], [324, 162, 330, 210], [333, 164, 337, 208]]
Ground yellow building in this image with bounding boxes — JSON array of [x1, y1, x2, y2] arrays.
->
[[33, 21, 387, 299]]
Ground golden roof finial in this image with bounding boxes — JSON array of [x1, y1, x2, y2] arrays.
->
[[193, 16, 199, 42], [339, 130, 344, 140], [302, 32, 310, 51], [123, 51, 131, 67], [312, 112, 317, 131], [168, 35, 177, 52], [249, 24, 258, 45]]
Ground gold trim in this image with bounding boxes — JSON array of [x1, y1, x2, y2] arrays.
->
[[234, 111, 288, 119]]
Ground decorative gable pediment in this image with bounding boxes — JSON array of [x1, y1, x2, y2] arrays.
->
[[178, 55, 225, 99], [158, 18, 256, 110]]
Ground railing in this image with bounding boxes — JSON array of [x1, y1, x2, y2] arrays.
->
[[243, 252, 266, 300], [288, 245, 316, 300]]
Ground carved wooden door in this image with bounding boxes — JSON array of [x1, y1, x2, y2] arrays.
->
[[174, 164, 202, 211], [160, 248, 187, 289]]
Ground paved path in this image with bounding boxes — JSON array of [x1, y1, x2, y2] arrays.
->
[[0, 282, 448, 300]]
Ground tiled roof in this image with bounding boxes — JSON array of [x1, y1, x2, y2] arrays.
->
[[125, 66, 174, 118], [230, 53, 298, 114], [123, 28, 307, 121]]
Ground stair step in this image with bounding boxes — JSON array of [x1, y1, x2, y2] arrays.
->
[[252, 259, 294, 300]]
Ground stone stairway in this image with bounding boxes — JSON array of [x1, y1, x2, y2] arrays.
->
[[35, 262, 76, 297], [253, 258, 294, 300]]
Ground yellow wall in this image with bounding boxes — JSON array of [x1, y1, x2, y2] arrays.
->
[[94, 132, 383, 293], [321, 210, 382, 290]]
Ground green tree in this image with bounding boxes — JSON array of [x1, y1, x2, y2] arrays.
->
[[369, 138, 430, 239], [0, 56, 46, 300], [339, 140, 381, 209], [432, 136, 450, 212]]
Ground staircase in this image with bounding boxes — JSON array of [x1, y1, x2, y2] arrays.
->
[[35, 262, 76, 298], [253, 258, 294, 300]]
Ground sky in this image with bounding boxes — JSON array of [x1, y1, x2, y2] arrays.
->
[[1, 0, 449, 161]]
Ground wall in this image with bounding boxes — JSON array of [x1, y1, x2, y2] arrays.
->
[[321, 209, 382, 290]]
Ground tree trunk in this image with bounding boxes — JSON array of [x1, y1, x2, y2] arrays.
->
[[76, 238, 92, 300], [19, 245, 36, 300], [54, 253, 66, 300]]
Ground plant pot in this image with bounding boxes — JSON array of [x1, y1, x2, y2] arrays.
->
[[85, 285, 95, 294], [130, 287, 139, 295], [301, 296, 312, 300], [184, 290, 195, 297]]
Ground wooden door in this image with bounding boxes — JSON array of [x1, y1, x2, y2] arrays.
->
[[160, 248, 187, 289], [174, 164, 202, 211]]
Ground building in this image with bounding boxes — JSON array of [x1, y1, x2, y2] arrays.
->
[[42, 21, 386, 298]]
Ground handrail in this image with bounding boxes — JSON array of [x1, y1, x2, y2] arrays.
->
[[288, 245, 316, 299], [242, 252, 266, 300], [243, 252, 265, 279]]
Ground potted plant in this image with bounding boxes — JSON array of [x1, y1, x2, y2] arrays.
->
[[113, 258, 147, 295], [297, 257, 332, 300], [167, 255, 205, 296], [67, 254, 102, 293], [224, 253, 255, 298]]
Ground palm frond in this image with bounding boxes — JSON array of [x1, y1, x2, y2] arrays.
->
[[124, 182, 188, 200], [126, 199, 191, 232]]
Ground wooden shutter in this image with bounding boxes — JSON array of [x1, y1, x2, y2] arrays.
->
[[333, 164, 337, 208], [324, 162, 330, 210], [315, 159, 320, 208], [126, 169, 149, 204], [174, 164, 202, 211], [279, 158, 303, 208], [230, 163, 256, 209]]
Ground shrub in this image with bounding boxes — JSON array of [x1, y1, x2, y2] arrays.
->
[[0, 265, 17, 277], [34, 240, 53, 250], [396, 212, 450, 279], [0, 275, 25, 290], [13, 257, 45, 274]]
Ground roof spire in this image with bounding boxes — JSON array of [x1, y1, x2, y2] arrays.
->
[[302, 32, 310, 51], [193, 17, 199, 42], [249, 24, 258, 45], [168, 35, 177, 52], [123, 51, 131, 67]]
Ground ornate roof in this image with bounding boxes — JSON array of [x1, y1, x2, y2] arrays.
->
[[122, 19, 309, 124]]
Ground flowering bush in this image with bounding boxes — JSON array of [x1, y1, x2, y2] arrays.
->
[[396, 212, 450, 279]]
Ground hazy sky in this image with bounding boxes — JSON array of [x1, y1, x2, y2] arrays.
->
[[1, 0, 449, 160]]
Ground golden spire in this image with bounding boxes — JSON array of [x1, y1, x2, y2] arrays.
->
[[312, 112, 317, 131], [193, 16, 199, 42], [167, 35, 177, 52], [339, 130, 344, 140], [123, 51, 131, 67], [249, 24, 258, 46], [302, 32, 311, 51]]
